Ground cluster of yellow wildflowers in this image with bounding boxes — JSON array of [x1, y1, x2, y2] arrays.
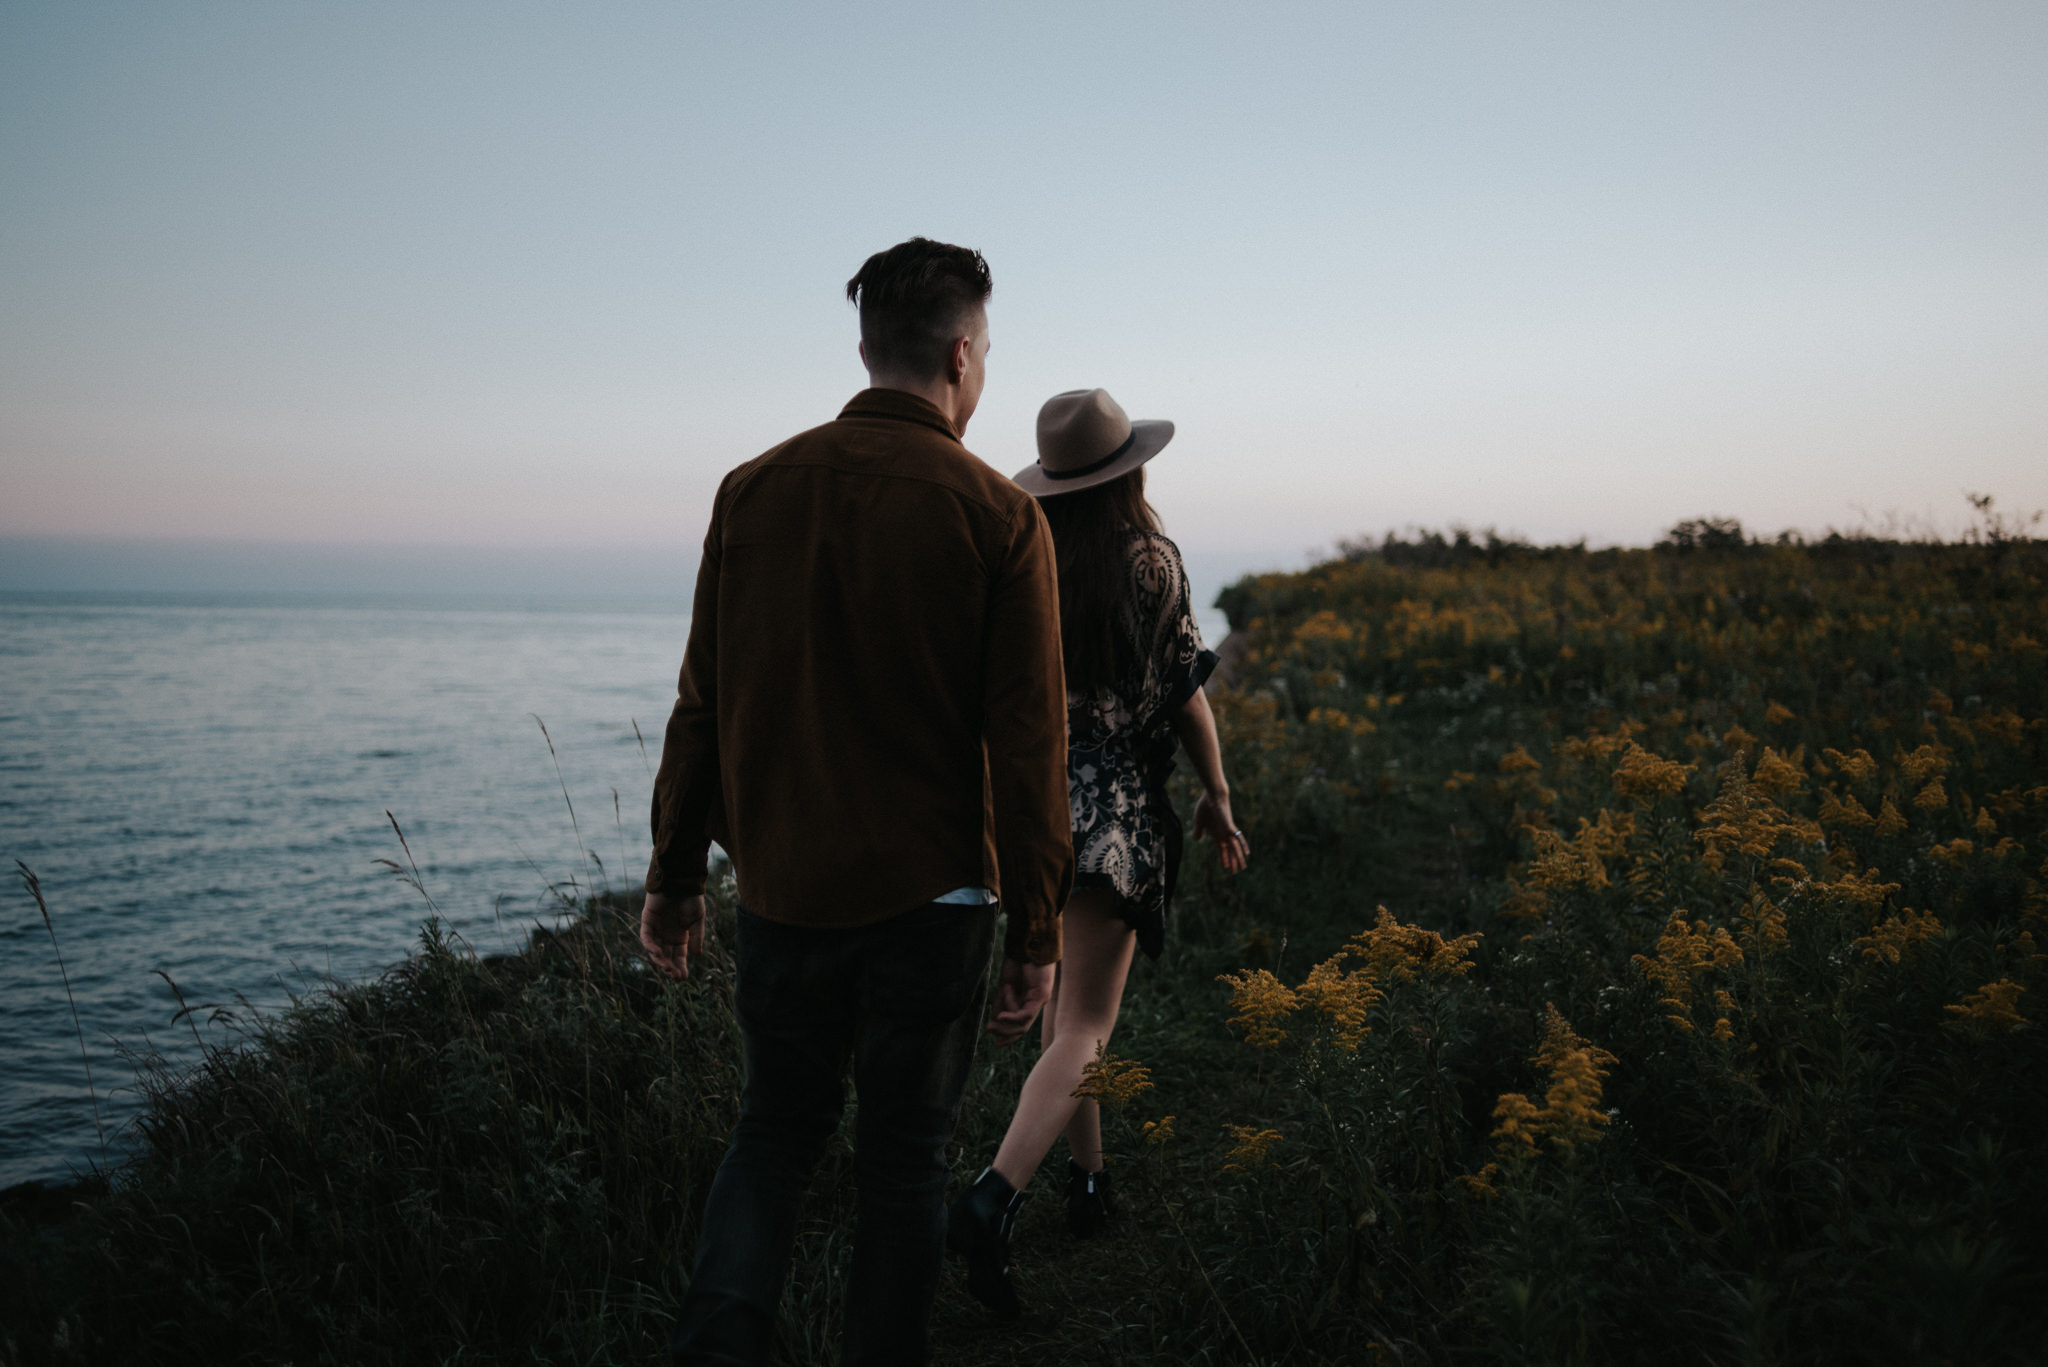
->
[[1851, 909, 1944, 965], [1694, 763, 1822, 872], [1632, 912, 1743, 1031], [1293, 956, 1381, 1051], [1220, 1124, 1284, 1174], [1524, 810, 1635, 894], [1222, 532, 2047, 1249], [1305, 705, 1377, 736], [1610, 742, 1697, 800], [1462, 1007, 1618, 1197], [1073, 1049, 1155, 1107], [1217, 968, 1298, 1048], [1942, 979, 2029, 1034], [1218, 908, 1481, 1053], [1343, 906, 1483, 983]]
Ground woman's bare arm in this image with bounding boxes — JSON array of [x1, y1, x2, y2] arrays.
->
[[1174, 687, 1249, 873]]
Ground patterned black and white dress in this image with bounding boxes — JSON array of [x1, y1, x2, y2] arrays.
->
[[1066, 531, 1219, 958]]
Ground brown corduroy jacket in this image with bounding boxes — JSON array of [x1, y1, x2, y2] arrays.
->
[[645, 388, 1074, 964]]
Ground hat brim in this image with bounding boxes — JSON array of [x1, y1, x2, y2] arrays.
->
[[1011, 419, 1175, 497]]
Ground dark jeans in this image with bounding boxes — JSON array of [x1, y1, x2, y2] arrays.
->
[[671, 901, 998, 1367]]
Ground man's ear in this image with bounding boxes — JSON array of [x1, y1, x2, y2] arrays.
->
[[949, 333, 972, 385], [858, 339, 868, 369]]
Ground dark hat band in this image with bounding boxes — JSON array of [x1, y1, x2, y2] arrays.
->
[[1040, 429, 1136, 481]]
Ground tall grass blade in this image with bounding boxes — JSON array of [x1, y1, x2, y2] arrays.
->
[[376, 809, 440, 914], [16, 859, 108, 1168], [613, 786, 633, 904], [632, 717, 653, 777], [533, 713, 600, 894]]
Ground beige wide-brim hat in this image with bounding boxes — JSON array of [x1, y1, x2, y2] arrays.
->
[[1011, 388, 1174, 497]]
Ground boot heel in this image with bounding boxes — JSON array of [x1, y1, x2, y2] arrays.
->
[[1064, 1160, 1116, 1239], [946, 1168, 1025, 1319]]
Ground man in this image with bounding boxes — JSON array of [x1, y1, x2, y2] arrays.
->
[[640, 237, 1074, 1367]]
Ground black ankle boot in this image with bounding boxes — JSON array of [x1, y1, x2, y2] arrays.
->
[[1065, 1160, 1116, 1238], [945, 1168, 1025, 1319]]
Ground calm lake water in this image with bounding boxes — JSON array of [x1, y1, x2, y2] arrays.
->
[[0, 594, 690, 1188]]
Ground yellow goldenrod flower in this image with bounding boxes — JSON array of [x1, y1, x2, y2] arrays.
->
[[1819, 866, 1902, 911], [1343, 906, 1482, 982], [1632, 912, 1743, 1027], [1695, 766, 1818, 868], [1611, 742, 1696, 800], [1487, 1006, 1618, 1161], [1822, 747, 1879, 784], [1751, 747, 1807, 798], [1499, 743, 1543, 774], [1875, 796, 1909, 836], [1455, 1162, 1502, 1200], [1765, 701, 1797, 724], [1295, 954, 1381, 1050], [1896, 744, 1950, 786], [1852, 908, 1943, 964], [1073, 1049, 1154, 1107], [1819, 787, 1875, 829], [1220, 1124, 1284, 1173], [1943, 979, 2029, 1034], [1928, 838, 1976, 867], [1217, 968, 1298, 1048], [1914, 777, 1949, 812], [1488, 1091, 1544, 1158], [1141, 1115, 1177, 1145]]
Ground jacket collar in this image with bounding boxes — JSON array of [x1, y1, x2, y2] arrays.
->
[[839, 387, 961, 442]]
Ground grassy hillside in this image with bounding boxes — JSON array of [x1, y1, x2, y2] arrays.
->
[[5, 526, 2045, 1365]]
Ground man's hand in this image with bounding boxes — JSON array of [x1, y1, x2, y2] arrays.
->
[[986, 956, 1056, 1045], [640, 892, 706, 980]]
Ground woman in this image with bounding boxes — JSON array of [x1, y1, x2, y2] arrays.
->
[[947, 388, 1249, 1318]]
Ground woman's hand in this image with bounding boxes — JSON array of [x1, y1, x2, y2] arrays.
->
[[1192, 790, 1249, 874], [1176, 689, 1247, 873]]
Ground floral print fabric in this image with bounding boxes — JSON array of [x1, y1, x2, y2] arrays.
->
[[1067, 531, 1218, 957]]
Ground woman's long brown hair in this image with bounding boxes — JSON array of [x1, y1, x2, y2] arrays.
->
[[1036, 467, 1163, 694]]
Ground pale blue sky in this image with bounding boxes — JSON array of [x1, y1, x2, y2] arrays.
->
[[3, 1, 2045, 594]]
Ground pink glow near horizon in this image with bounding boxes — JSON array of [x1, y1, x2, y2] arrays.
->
[[3, 3, 2044, 576]]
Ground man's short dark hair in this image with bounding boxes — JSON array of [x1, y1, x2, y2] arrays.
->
[[845, 238, 992, 380]]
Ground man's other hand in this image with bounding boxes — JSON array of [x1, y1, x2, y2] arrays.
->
[[986, 956, 1055, 1045], [641, 892, 706, 980]]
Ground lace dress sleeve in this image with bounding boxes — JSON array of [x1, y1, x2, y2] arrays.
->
[[1128, 533, 1219, 729]]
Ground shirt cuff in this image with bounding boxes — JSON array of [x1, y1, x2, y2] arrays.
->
[[644, 857, 708, 899], [1004, 911, 1062, 965]]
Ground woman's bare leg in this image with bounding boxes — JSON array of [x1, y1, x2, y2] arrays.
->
[[1033, 952, 1107, 1171], [990, 889, 1137, 1189]]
